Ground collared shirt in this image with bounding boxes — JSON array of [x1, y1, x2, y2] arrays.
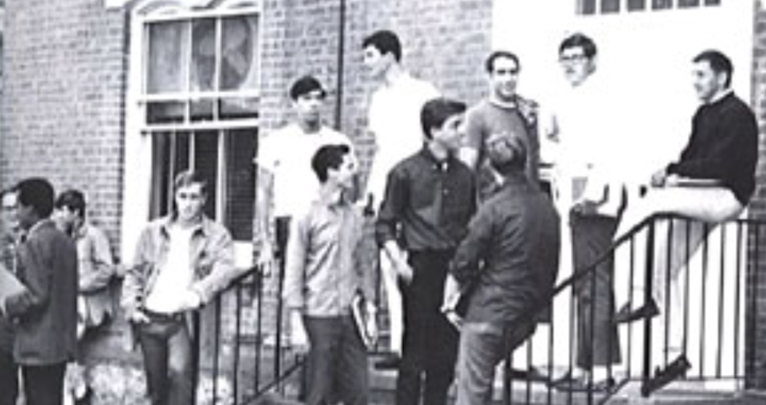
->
[[551, 75, 624, 216], [283, 194, 375, 317], [256, 123, 353, 218], [451, 174, 560, 324], [376, 147, 476, 251], [464, 98, 541, 201], [366, 73, 440, 206], [121, 215, 238, 317]]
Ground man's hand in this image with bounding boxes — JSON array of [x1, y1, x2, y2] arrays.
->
[[127, 308, 150, 324], [384, 242, 413, 284], [651, 169, 668, 188], [364, 302, 379, 346], [256, 241, 276, 277], [442, 275, 464, 330], [289, 311, 310, 354]]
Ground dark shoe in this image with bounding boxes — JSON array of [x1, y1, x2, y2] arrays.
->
[[640, 354, 692, 397], [74, 386, 92, 405], [614, 299, 660, 324], [551, 372, 615, 393], [509, 366, 549, 382], [374, 353, 401, 370]]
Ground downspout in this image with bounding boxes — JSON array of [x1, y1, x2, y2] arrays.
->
[[334, 0, 346, 129]]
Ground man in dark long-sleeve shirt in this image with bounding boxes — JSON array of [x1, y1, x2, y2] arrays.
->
[[447, 130, 560, 405], [376, 98, 476, 405], [614, 50, 758, 379]]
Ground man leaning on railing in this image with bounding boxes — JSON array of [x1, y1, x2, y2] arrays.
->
[[612, 50, 758, 391]]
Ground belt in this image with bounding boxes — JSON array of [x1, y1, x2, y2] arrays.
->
[[142, 308, 185, 323]]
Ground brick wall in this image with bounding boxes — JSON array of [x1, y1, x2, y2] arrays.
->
[[0, 0, 127, 249], [747, 1, 766, 390]]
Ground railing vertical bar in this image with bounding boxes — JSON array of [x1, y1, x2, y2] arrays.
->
[[699, 223, 710, 380], [627, 233, 636, 378], [641, 219, 656, 397], [254, 270, 263, 393], [733, 221, 743, 379], [682, 219, 692, 363], [213, 295, 222, 404], [663, 219, 674, 368], [716, 224, 727, 378], [233, 281, 244, 402]]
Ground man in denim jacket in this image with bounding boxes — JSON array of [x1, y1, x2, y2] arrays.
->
[[121, 170, 240, 405]]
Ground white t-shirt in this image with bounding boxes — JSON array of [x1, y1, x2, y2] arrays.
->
[[366, 73, 440, 207], [257, 124, 353, 218], [144, 225, 194, 313]]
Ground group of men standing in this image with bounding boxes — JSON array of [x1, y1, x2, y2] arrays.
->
[[266, 27, 758, 405], [0, 25, 756, 405]]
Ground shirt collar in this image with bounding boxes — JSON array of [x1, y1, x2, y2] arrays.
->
[[25, 218, 54, 239], [418, 146, 454, 169], [159, 215, 210, 238], [704, 89, 734, 107]]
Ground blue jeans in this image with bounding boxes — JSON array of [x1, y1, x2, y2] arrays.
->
[[303, 315, 368, 405], [455, 320, 535, 405], [136, 314, 193, 405]]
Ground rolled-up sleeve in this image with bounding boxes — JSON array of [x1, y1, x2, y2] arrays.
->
[[375, 167, 408, 246]]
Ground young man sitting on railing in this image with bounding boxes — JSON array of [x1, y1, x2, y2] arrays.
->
[[613, 50, 758, 390]]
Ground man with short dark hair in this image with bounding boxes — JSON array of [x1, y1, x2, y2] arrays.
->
[[362, 30, 440, 367], [54, 188, 116, 402], [613, 50, 758, 389], [122, 170, 240, 405], [254, 75, 354, 277], [376, 98, 476, 405], [2, 178, 78, 405], [460, 50, 541, 201], [548, 33, 624, 392], [448, 132, 560, 405], [283, 144, 376, 405]]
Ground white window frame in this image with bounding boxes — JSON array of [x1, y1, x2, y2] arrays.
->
[[122, 0, 261, 267]]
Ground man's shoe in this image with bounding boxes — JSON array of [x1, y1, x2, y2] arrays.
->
[[614, 299, 660, 324], [640, 354, 692, 397], [551, 372, 615, 393], [509, 366, 549, 383], [374, 353, 401, 370]]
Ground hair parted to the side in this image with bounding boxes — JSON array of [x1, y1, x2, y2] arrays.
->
[[174, 170, 208, 196], [559, 33, 598, 58], [312, 144, 351, 183], [420, 98, 467, 139]]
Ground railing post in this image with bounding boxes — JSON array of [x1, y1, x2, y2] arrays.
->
[[641, 218, 656, 397]]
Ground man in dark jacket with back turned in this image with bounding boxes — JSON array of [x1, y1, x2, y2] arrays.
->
[[447, 132, 560, 405]]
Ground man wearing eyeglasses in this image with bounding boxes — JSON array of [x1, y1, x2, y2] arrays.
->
[[548, 33, 624, 392]]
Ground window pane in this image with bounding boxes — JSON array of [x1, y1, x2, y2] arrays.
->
[[224, 129, 256, 240], [193, 131, 220, 220], [678, 0, 700, 7], [147, 21, 189, 94], [220, 97, 259, 120], [220, 15, 258, 91], [628, 0, 647, 11], [190, 99, 215, 122], [578, 0, 597, 14], [150, 132, 191, 219], [191, 19, 216, 92], [601, 0, 620, 13], [652, 0, 673, 10], [147, 101, 186, 124], [704, 0, 720, 5]]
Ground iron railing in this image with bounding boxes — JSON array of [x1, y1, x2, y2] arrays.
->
[[190, 213, 766, 405]]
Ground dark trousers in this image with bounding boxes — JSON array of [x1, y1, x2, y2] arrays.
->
[[396, 250, 459, 405], [455, 319, 536, 405], [570, 213, 622, 369], [21, 363, 66, 405], [0, 347, 19, 405], [136, 315, 193, 405], [303, 315, 368, 405]]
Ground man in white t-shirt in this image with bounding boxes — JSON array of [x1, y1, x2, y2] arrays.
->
[[254, 76, 354, 275], [362, 30, 440, 368]]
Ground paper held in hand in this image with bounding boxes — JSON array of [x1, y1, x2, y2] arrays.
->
[[0, 264, 25, 304], [351, 293, 376, 349]]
